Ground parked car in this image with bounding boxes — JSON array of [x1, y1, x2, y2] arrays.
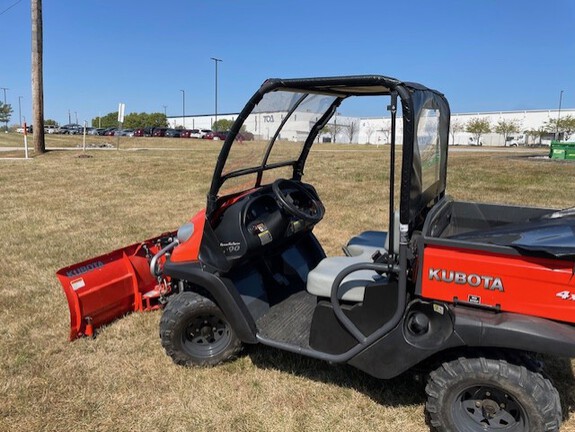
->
[[44, 125, 57, 134], [208, 130, 254, 141], [165, 129, 181, 138], [237, 131, 254, 141], [179, 129, 192, 138], [189, 128, 213, 139], [103, 128, 117, 136], [144, 127, 155, 137], [211, 131, 228, 141], [117, 129, 134, 137], [153, 128, 168, 137], [88, 128, 105, 136], [133, 128, 145, 137], [58, 124, 82, 135]]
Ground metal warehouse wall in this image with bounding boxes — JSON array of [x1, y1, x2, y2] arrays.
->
[[169, 108, 575, 146]]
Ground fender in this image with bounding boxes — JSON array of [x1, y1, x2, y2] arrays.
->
[[163, 260, 257, 343], [452, 305, 575, 358]]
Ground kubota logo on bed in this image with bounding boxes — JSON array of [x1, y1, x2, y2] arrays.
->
[[428, 268, 504, 291]]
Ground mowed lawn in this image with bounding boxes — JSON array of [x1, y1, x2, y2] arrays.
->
[[2, 137, 575, 432]]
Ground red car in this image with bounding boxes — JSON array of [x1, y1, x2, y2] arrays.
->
[[133, 128, 145, 137], [211, 131, 228, 141], [210, 131, 254, 141], [179, 130, 192, 138]]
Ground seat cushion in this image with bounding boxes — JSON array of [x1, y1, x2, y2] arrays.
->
[[306, 255, 380, 302], [347, 230, 388, 249], [348, 212, 400, 255]]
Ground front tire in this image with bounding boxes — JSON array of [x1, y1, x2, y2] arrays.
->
[[160, 291, 241, 366], [425, 357, 561, 431]]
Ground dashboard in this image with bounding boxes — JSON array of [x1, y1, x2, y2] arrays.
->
[[212, 181, 323, 261]]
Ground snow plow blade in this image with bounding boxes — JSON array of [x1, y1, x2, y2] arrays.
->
[[56, 232, 176, 341]]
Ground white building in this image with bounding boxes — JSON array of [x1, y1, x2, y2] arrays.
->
[[449, 109, 575, 146], [168, 108, 575, 146]]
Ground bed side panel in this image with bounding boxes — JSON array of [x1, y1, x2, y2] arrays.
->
[[421, 244, 575, 323]]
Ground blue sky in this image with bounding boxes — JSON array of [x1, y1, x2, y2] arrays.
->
[[1, 0, 574, 125]]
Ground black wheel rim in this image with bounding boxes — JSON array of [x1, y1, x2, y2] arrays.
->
[[182, 313, 231, 358], [452, 385, 528, 431]]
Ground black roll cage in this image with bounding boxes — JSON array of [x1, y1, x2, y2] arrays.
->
[[207, 75, 450, 234]]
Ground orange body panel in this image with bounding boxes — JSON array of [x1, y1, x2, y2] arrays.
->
[[170, 209, 206, 263], [421, 244, 575, 323]]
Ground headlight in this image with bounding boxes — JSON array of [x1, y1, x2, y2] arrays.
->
[[177, 222, 195, 243]]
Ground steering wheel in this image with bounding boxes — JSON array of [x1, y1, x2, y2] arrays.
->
[[272, 179, 325, 223]]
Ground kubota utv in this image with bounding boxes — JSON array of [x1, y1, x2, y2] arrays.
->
[[57, 75, 575, 431]]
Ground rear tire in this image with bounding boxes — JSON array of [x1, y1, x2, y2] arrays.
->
[[425, 357, 561, 431], [160, 291, 241, 366]]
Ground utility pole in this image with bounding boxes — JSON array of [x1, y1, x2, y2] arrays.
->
[[180, 90, 185, 128], [557, 90, 564, 141], [163, 105, 167, 117], [31, 0, 45, 153], [211, 57, 222, 130], [1, 87, 8, 131], [18, 96, 23, 126], [334, 111, 338, 143]]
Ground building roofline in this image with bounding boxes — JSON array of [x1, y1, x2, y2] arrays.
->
[[168, 108, 575, 121], [452, 108, 575, 116], [167, 112, 240, 119]]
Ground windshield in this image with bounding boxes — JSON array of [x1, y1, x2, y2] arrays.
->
[[219, 90, 338, 194]]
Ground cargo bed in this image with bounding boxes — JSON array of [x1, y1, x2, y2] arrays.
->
[[419, 197, 575, 323]]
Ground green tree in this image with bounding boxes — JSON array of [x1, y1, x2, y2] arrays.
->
[[494, 118, 521, 146], [0, 102, 13, 131], [122, 112, 141, 129], [449, 119, 464, 145], [466, 117, 491, 146], [544, 115, 575, 141], [526, 127, 547, 145], [341, 121, 358, 144], [92, 112, 118, 128], [92, 111, 168, 129], [212, 119, 234, 131], [147, 112, 168, 128], [44, 119, 58, 126]]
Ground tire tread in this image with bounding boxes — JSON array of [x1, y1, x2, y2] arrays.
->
[[425, 356, 561, 432], [160, 291, 241, 367]]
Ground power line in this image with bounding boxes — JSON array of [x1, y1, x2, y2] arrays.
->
[[0, 0, 23, 16]]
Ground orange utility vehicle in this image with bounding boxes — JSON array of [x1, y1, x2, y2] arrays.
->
[[57, 75, 575, 431]]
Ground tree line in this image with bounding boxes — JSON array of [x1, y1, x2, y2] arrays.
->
[[91, 114, 238, 131], [92, 112, 168, 129], [452, 115, 575, 146]]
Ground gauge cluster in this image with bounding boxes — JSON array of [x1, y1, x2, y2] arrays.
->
[[212, 182, 323, 262]]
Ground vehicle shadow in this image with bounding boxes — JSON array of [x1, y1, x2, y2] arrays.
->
[[245, 346, 575, 423], [542, 355, 575, 422], [245, 344, 427, 408]]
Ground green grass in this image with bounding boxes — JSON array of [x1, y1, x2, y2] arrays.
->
[[1, 137, 574, 431]]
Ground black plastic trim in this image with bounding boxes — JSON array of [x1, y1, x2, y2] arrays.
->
[[452, 305, 575, 358], [163, 261, 257, 343]]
